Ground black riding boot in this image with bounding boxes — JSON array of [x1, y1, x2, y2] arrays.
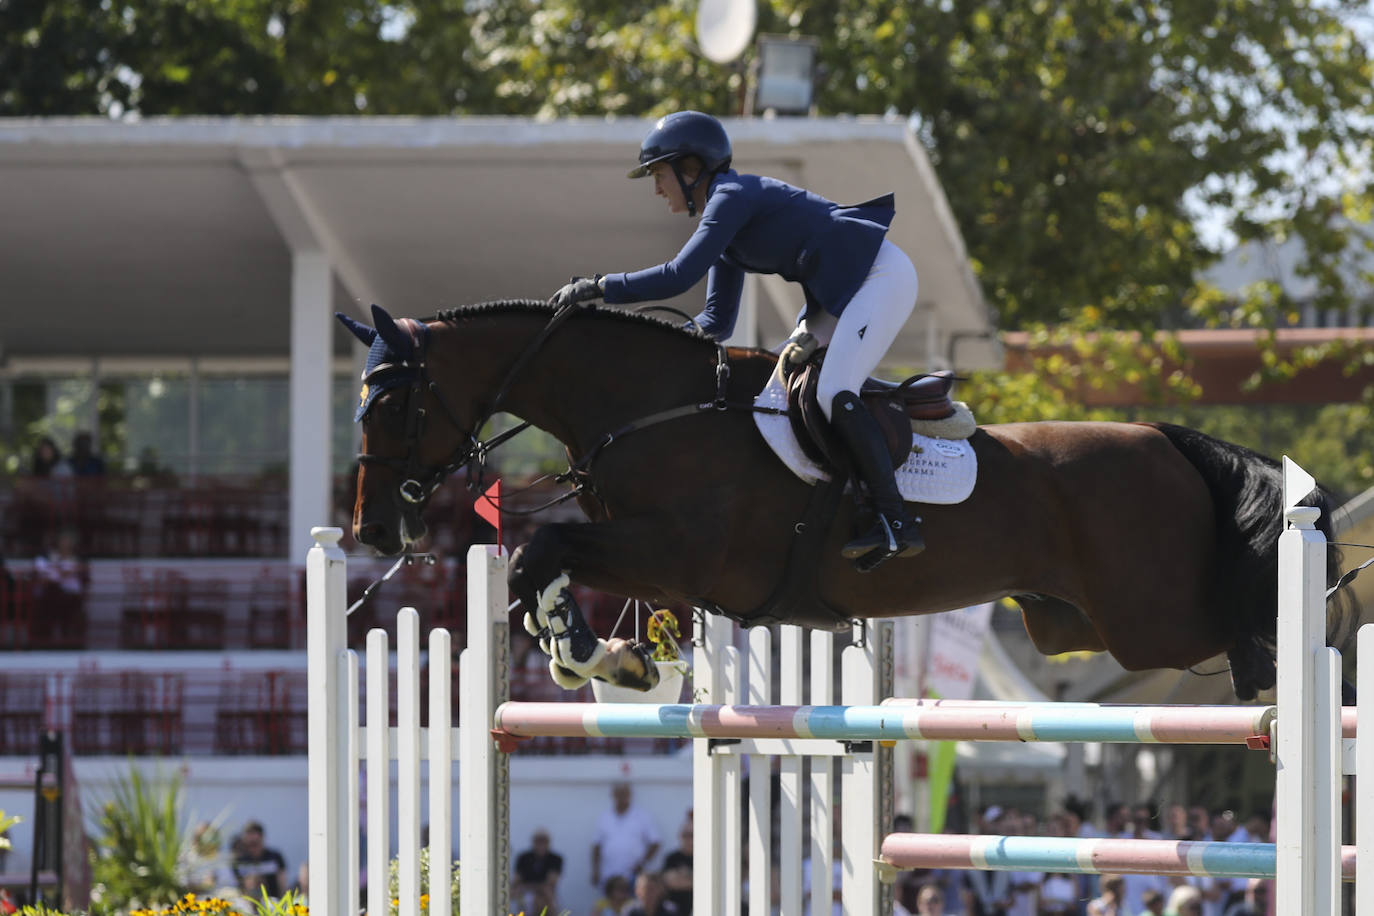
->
[[830, 391, 924, 570]]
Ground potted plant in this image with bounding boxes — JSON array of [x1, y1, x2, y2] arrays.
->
[[590, 608, 691, 704]]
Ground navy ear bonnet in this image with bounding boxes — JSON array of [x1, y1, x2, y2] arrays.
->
[[336, 305, 429, 422]]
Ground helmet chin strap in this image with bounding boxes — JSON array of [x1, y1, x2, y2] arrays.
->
[[671, 160, 710, 217]]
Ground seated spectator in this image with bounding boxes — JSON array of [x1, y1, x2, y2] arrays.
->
[[1242, 812, 1270, 844], [512, 827, 563, 914], [30, 437, 67, 478], [1087, 874, 1128, 916], [592, 874, 634, 916], [660, 821, 693, 914], [1038, 872, 1078, 914], [1222, 877, 1266, 916], [913, 880, 955, 915], [34, 530, 84, 597], [1165, 884, 1203, 916], [68, 432, 106, 476], [625, 871, 679, 916], [1140, 888, 1166, 914], [231, 820, 286, 899]]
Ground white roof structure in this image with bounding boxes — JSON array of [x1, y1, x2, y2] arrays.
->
[[0, 115, 997, 550], [0, 116, 996, 368]]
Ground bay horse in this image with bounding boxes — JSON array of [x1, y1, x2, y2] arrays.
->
[[340, 300, 1345, 701]]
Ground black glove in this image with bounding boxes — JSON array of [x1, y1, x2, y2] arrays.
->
[[551, 276, 603, 309]]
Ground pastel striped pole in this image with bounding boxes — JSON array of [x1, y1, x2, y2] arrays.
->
[[879, 834, 1358, 881], [885, 696, 1360, 740], [492, 702, 1275, 744]]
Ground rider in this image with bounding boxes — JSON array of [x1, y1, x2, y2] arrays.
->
[[552, 110, 923, 569]]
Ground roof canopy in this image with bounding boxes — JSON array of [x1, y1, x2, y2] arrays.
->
[[0, 116, 996, 369]]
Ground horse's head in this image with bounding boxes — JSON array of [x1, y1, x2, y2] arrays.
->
[[338, 305, 475, 556]]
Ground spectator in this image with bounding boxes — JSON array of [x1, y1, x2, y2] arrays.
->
[[1087, 874, 1128, 916], [289, 862, 309, 903], [30, 437, 66, 477], [1221, 877, 1266, 916], [512, 828, 563, 914], [1064, 796, 1099, 839], [1164, 803, 1191, 840], [592, 874, 634, 916], [1166, 885, 1204, 916], [34, 530, 84, 597], [963, 865, 1013, 915], [1141, 888, 1166, 914], [1188, 806, 1212, 841], [1133, 803, 1163, 839], [913, 881, 955, 915], [1242, 813, 1269, 845], [660, 820, 693, 914], [625, 871, 679, 916], [1037, 872, 1077, 914], [231, 821, 286, 899], [1104, 803, 1130, 838], [591, 782, 662, 889], [68, 431, 106, 476]]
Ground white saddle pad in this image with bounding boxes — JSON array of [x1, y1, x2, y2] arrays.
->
[[752, 373, 978, 504]]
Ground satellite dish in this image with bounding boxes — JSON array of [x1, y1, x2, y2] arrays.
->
[[696, 0, 756, 64]]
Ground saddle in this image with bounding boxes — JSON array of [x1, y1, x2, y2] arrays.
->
[[785, 353, 958, 470]]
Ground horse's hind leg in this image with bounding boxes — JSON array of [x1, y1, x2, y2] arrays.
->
[[1014, 594, 1107, 656]]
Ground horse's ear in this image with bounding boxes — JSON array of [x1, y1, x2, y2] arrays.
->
[[335, 312, 377, 346], [370, 303, 414, 361]]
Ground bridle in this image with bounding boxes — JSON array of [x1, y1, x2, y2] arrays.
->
[[354, 300, 589, 510]]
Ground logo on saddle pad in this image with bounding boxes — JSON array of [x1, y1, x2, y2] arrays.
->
[[753, 372, 978, 505]]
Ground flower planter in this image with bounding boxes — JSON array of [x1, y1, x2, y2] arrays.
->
[[590, 660, 689, 704]]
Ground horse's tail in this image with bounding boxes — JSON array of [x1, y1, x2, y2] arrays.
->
[[1147, 422, 1349, 700]]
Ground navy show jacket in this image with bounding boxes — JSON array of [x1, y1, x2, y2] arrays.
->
[[600, 169, 895, 340]]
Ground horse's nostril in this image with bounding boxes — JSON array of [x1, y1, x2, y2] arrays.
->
[[357, 521, 387, 545]]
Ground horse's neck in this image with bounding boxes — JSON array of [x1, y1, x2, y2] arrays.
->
[[450, 313, 712, 455]]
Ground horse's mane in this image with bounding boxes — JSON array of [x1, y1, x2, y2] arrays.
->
[[428, 299, 718, 345]]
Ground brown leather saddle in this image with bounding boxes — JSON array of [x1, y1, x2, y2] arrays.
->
[[786, 353, 958, 470]]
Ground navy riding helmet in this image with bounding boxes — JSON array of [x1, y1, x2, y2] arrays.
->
[[628, 111, 732, 216]]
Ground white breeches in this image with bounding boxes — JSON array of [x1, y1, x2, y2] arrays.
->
[[794, 240, 919, 420]]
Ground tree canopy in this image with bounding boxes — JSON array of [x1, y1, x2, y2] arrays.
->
[[6, 0, 1374, 487], [7, 0, 1371, 331]]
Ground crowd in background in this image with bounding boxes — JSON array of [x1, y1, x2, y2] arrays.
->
[[503, 788, 1273, 916], [892, 798, 1271, 916]]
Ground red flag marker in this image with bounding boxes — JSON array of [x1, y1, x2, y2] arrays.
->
[[474, 478, 503, 549]]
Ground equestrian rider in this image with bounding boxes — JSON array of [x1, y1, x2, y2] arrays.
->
[[552, 110, 923, 569]]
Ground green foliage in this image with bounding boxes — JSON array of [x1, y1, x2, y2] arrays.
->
[[86, 767, 219, 916], [386, 846, 460, 916], [247, 888, 308, 915], [17, 905, 71, 916], [0, 809, 17, 851]]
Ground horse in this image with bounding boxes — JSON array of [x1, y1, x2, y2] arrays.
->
[[339, 299, 1346, 702]]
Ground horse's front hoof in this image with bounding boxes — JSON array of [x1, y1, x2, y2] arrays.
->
[[599, 639, 661, 691]]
